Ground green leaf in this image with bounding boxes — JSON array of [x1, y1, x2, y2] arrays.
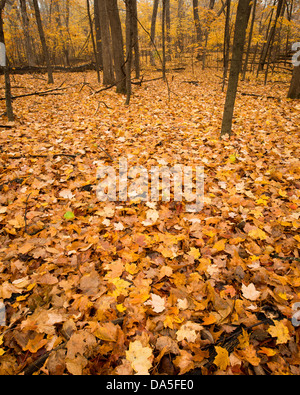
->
[[64, 211, 75, 220]]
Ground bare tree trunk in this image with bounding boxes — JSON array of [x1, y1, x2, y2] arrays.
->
[[162, 0, 166, 79], [19, 0, 35, 66], [0, 0, 13, 121], [150, 0, 159, 66], [165, 0, 171, 62], [242, 0, 257, 80], [288, 65, 300, 99], [258, 0, 284, 72], [222, 0, 231, 91], [132, 0, 140, 78], [98, 0, 114, 86], [221, 0, 252, 137], [192, 0, 202, 56], [94, 0, 103, 69], [87, 0, 100, 83], [106, 0, 126, 93], [125, 0, 133, 105], [32, 0, 53, 84]]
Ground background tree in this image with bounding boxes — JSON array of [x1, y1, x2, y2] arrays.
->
[[221, 0, 252, 137], [32, 0, 53, 84], [0, 0, 13, 121], [106, 0, 126, 93]]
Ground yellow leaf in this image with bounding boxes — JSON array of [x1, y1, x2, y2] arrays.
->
[[259, 347, 277, 357], [248, 227, 267, 240], [267, 321, 290, 344], [188, 247, 201, 259], [213, 239, 226, 252], [238, 328, 250, 349], [214, 346, 229, 371]]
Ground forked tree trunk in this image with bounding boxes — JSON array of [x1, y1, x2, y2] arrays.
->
[[221, 0, 252, 137]]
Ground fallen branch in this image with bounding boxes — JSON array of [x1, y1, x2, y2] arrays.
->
[[240, 92, 281, 101], [0, 85, 73, 101]]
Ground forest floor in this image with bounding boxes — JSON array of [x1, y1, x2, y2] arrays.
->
[[0, 68, 299, 375]]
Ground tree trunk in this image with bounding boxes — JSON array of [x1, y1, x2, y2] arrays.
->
[[94, 0, 103, 69], [132, 0, 140, 79], [258, 0, 284, 72], [19, 0, 35, 66], [106, 0, 126, 93], [222, 0, 231, 91], [0, 1, 13, 121], [192, 0, 202, 56], [150, 0, 159, 66], [221, 0, 252, 137], [242, 0, 257, 80], [32, 0, 54, 84], [87, 0, 100, 83], [165, 0, 171, 62], [162, 0, 166, 80], [288, 65, 300, 99], [125, 0, 133, 105], [98, 0, 114, 86]]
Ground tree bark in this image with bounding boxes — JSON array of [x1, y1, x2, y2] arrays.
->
[[288, 65, 300, 99], [150, 0, 159, 66], [162, 0, 166, 80], [125, 0, 133, 105], [192, 0, 202, 55], [0, 0, 13, 121], [221, 0, 252, 137], [242, 0, 257, 80], [222, 0, 231, 91], [32, 0, 54, 84], [87, 0, 100, 83], [132, 0, 140, 78], [106, 0, 126, 93], [258, 0, 284, 72], [98, 0, 114, 86], [19, 0, 35, 66], [94, 0, 103, 69]]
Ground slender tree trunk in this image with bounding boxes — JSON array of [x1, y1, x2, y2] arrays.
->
[[32, 0, 53, 84], [221, 0, 252, 137], [288, 65, 300, 99], [242, 0, 257, 80], [192, 0, 202, 56], [162, 0, 166, 80], [258, 0, 284, 72], [94, 0, 103, 69], [125, 0, 133, 105], [98, 0, 114, 86], [87, 0, 100, 83], [106, 0, 126, 93], [0, 1, 13, 121], [132, 0, 140, 78], [222, 0, 231, 91], [165, 0, 171, 62], [150, 0, 159, 66], [19, 0, 35, 66]]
